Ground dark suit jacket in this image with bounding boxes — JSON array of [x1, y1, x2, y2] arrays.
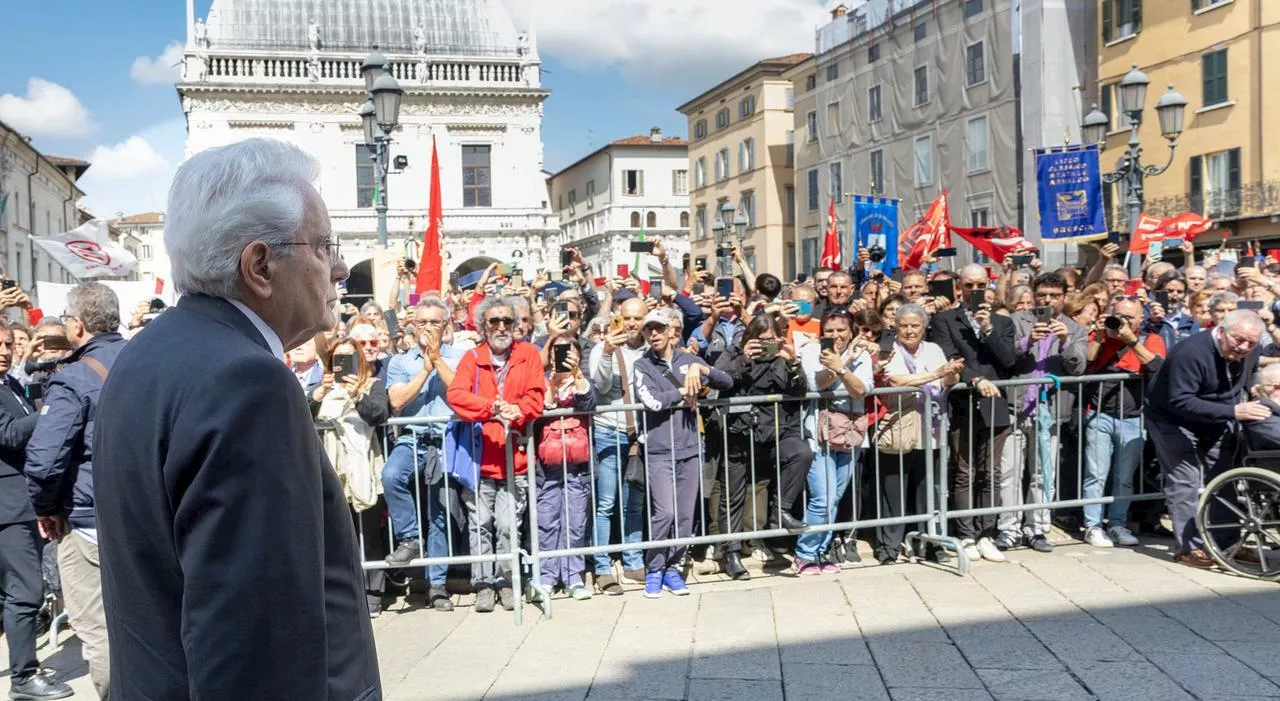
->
[[0, 375, 38, 525], [928, 307, 1019, 428], [94, 294, 381, 700]]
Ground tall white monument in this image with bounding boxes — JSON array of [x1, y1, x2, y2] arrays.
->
[[178, 0, 558, 296]]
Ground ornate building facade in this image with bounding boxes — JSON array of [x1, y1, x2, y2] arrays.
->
[[178, 0, 558, 298]]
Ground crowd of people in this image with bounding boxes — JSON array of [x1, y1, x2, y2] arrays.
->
[[286, 233, 1280, 618]]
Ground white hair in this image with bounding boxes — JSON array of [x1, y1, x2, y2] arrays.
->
[[1252, 362, 1280, 388], [1220, 309, 1264, 335], [165, 138, 321, 299]]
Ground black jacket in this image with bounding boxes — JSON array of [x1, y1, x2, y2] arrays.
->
[[1245, 397, 1280, 451], [928, 308, 1018, 428], [714, 344, 809, 444], [93, 295, 380, 701], [0, 375, 39, 525], [1146, 328, 1258, 438]]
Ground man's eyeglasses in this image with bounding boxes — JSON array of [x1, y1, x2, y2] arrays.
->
[[486, 317, 516, 329], [272, 235, 342, 260], [354, 339, 379, 347]]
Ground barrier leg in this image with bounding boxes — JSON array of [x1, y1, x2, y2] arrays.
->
[[505, 426, 523, 626], [525, 432, 553, 619], [907, 395, 968, 575]]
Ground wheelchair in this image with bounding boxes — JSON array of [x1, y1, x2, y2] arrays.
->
[[1195, 446, 1280, 581]]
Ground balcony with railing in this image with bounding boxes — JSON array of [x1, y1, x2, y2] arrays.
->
[[187, 50, 534, 90], [1109, 180, 1280, 230]]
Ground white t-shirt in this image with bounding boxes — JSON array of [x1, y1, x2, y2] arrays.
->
[[882, 340, 948, 412]]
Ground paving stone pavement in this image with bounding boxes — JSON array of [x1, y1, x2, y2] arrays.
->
[[13, 538, 1280, 700]]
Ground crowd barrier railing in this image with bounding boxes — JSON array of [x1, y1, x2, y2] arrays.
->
[[333, 371, 1166, 623]]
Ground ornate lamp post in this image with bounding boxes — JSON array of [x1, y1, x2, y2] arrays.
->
[[360, 51, 404, 248], [711, 199, 748, 277], [1081, 64, 1187, 272]]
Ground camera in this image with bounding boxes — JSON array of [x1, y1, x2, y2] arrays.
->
[[867, 244, 886, 263], [1104, 315, 1124, 332]]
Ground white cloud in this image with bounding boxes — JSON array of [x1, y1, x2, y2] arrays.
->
[[528, 0, 830, 88], [0, 78, 94, 139], [79, 119, 187, 219], [130, 42, 185, 86]]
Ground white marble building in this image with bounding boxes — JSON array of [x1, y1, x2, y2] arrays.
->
[[178, 0, 557, 298], [546, 129, 691, 277]]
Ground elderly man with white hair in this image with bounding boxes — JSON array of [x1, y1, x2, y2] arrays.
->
[[93, 138, 380, 699], [1146, 309, 1268, 569], [1245, 363, 1280, 449]]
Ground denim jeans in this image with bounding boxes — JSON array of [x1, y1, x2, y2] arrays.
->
[[795, 448, 856, 562], [592, 425, 644, 575], [1082, 411, 1143, 529], [380, 438, 452, 586]]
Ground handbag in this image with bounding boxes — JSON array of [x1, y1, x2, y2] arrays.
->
[[615, 348, 648, 490], [818, 407, 864, 453], [874, 406, 922, 455], [537, 416, 591, 466]]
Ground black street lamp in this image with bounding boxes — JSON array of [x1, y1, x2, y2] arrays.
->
[[712, 199, 747, 277], [360, 51, 403, 248], [1082, 64, 1187, 272]]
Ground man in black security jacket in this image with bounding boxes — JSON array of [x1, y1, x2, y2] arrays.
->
[[25, 281, 125, 699], [929, 264, 1019, 563], [1146, 310, 1268, 569], [0, 323, 73, 700]]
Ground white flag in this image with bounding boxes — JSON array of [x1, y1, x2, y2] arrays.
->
[[31, 219, 137, 279]]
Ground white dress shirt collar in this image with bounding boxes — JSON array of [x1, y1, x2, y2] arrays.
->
[[228, 299, 285, 360]]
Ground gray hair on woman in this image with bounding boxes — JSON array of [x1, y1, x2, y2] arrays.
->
[[165, 138, 321, 299], [895, 302, 929, 326]]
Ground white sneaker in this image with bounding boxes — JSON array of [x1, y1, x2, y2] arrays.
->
[[1084, 526, 1114, 548], [1107, 525, 1139, 547], [976, 537, 1007, 562], [962, 539, 981, 562]]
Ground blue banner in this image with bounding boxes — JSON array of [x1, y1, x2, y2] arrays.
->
[[853, 196, 899, 275], [1035, 145, 1106, 242]]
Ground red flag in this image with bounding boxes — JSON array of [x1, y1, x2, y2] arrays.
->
[[414, 135, 444, 295], [899, 191, 951, 270], [1127, 213, 1165, 255], [949, 225, 1035, 264], [154, 278, 165, 296], [819, 199, 842, 270], [1158, 212, 1214, 240]]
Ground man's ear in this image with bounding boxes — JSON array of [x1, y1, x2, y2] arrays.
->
[[240, 242, 273, 299]]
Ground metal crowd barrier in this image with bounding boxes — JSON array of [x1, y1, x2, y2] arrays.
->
[[325, 371, 1166, 624]]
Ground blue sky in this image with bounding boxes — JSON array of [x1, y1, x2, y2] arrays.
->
[[0, 0, 830, 218]]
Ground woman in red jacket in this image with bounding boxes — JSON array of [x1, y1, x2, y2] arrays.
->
[[447, 297, 547, 613]]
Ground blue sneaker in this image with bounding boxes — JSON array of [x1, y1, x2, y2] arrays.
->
[[644, 571, 663, 599], [662, 568, 690, 596]]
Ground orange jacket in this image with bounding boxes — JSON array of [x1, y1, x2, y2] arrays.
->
[[447, 341, 547, 479]]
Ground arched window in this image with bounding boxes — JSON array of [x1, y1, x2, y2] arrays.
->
[[646, 211, 657, 228], [680, 211, 690, 228], [630, 211, 641, 228]]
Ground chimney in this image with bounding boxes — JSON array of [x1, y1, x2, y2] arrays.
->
[[649, 127, 662, 143], [831, 4, 848, 19]]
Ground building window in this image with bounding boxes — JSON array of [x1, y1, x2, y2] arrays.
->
[[805, 74, 816, 91], [806, 110, 818, 142], [785, 88, 795, 109], [964, 0, 983, 18], [568, 189, 577, 215], [785, 187, 795, 225], [914, 135, 933, 187], [1202, 49, 1228, 107], [914, 66, 929, 107], [1192, 0, 1228, 9], [868, 42, 880, 63], [739, 95, 757, 119], [830, 162, 843, 203], [694, 120, 707, 140], [786, 130, 795, 166], [868, 84, 882, 123], [695, 158, 706, 188], [826, 101, 841, 134], [586, 180, 595, 207], [801, 236, 820, 273], [967, 116, 990, 173], [807, 168, 820, 211], [715, 107, 731, 129], [355, 145, 379, 208], [630, 211, 641, 228], [738, 138, 755, 172], [914, 22, 927, 42], [623, 169, 644, 196], [680, 211, 690, 229], [461, 145, 491, 207], [1102, 0, 1141, 43], [826, 62, 839, 81], [141, 244, 152, 260], [646, 211, 657, 228], [672, 169, 688, 196], [695, 206, 708, 239], [739, 192, 756, 229], [870, 149, 885, 195], [966, 42, 986, 86], [557, 194, 563, 212], [970, 207, 990, 228], [715, 149, 730, 181], [1191, 148, 1241, 216]]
